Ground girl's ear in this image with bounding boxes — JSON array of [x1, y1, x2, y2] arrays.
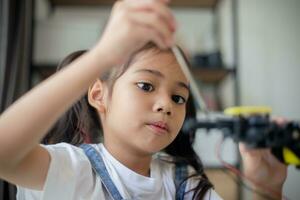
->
[[88, 79, 107, 113]]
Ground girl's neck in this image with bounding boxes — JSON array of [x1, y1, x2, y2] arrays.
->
[[103, 141, 152, 177]]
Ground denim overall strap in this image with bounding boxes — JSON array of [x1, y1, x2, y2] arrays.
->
[[175, 163, 188, 200], [80, 144, 124, 200]]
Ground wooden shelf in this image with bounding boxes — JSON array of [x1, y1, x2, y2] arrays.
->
[[49, 0, 219, 8], [32, 65, 234, 84], [191, 67, 234, 84]]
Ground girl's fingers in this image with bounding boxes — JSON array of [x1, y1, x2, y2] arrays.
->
[[239, 142, 268, 158], [144, 26, 168, 49], [126, 0, 171, 6], [98, 0, 176, 61], [271, 116, 288, 126], [130, 12, 174, 47], [127, 0, 176, 32], [127, 0, 170, 4]]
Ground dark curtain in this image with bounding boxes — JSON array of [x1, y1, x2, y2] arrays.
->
[[0, 0, 34, 199]]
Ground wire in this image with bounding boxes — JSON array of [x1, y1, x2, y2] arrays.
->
[[171, 46, 208, 114], [219, 167, 277, 200], [215, 137, 289, 200]]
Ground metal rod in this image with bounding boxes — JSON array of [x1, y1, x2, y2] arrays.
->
[[171, 46, 209, 113]]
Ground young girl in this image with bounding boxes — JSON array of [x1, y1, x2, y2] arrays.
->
[[40, 45, 214, 200], [0, 0, 287, 199]]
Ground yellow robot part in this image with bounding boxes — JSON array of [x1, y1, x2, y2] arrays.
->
[[283, 147, 300, 165], [224, 106, 272, 116]]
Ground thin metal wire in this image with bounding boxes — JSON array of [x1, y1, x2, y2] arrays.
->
[[171, 46, 209, 114]]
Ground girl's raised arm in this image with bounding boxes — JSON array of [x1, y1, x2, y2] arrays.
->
[[0, 0, 176, 190]]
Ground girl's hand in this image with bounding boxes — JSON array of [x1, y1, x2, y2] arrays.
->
[[93, 0, 176, 65], [239, 118, 289, 199], [239, 143, 287, 193]]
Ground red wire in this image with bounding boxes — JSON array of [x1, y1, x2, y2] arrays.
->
[[215, 137, 289, 200]]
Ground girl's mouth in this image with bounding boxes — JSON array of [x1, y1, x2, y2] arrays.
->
[[147, 121, 169, 135]]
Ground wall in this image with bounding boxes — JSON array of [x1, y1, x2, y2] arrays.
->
[[238, 0, 300, 199], [34, 1, 216, 64]]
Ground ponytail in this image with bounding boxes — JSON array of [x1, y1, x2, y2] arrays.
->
[[42, 50, 102, 145]]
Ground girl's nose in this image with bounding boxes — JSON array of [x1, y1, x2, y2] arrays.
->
[[156, 107, 171, 115], [153, 95, 172, 116]]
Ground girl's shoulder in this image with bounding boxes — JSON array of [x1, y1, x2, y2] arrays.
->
[[17, 143, 105, 199], [41, 142, 88, 159], [42, 142, 99, 154], [41, 142, 97, 175]]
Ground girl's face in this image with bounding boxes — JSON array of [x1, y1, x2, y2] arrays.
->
[[102, 49, 189, 155]]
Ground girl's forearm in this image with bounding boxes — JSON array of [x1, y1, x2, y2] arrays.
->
[[0, 47, 112, 168]]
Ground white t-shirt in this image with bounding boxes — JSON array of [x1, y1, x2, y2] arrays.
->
[[17, 143, 223, 200]]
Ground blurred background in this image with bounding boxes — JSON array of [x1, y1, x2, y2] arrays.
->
[[1, 0, 300, 199]]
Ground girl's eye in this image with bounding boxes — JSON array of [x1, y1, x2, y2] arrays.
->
[[136, 82, 154, 92], [172, 95, 186, 104]]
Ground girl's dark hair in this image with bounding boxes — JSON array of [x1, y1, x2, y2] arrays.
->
[[164, 95, 214, 199], [43, 44, 213, 199], [42, 50, 102, 144]]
